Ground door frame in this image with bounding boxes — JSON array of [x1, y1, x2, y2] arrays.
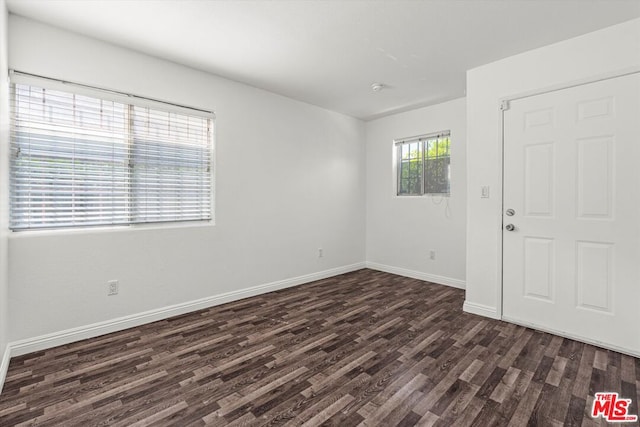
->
[[497, 67, 640, 354]]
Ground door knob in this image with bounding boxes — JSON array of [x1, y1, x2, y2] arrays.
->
[[505, 224, 515, 231]]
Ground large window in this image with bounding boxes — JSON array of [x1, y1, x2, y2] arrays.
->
[[396, 131, 450, 196], [10, 77, 214, 231]]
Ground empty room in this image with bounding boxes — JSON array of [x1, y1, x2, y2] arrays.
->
[[0, 0, 639, 426]]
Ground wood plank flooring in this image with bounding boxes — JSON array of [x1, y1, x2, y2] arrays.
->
[[0, 269, 638, 426]]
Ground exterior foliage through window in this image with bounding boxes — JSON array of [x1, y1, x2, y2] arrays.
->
[[396, 131, 450, 196]]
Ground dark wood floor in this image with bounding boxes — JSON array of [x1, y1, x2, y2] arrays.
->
[[0, 269, 638, 426]]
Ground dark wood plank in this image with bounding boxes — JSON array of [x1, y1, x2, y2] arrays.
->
[[0, 269, 638, 426]]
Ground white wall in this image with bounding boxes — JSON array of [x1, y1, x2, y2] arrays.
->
[[7, 15, 366, 342], [0, 0, 10, 388], [465, 18, 640, 318], [365, 98, 466, 286]]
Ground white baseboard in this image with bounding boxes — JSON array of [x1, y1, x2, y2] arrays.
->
[[502, 316, 640, 359], [9, 262, 366, 357], [0, 343, 10, 395], [462, 301, 501, 319], [365, 262, 466, 289]]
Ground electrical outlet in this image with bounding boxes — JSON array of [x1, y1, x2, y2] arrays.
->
[[108, 280, 119, 296], [318, 248, 324, 258], [429, 250, 436, 260]]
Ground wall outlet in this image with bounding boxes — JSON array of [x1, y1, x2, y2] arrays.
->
[[107, 280, 119, 296], [429, 250, 436, 260], [318, 248, 324, 258]]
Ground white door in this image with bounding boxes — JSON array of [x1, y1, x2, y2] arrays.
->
[[502, 73, 640, 356]]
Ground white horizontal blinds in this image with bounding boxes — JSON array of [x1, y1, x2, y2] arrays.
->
[[10, 79, 213, 230], [131, 106, 212, 223], [10, 83, 130, 230]]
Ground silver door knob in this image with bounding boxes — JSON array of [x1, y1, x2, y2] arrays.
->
[[505, 224, 515, 231], [506, 209, 515, 216]]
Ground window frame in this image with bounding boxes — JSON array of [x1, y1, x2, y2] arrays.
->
[[394, 130, 451, 197], [8, 72, 216, 232]]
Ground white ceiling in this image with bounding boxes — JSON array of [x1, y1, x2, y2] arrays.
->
[[6, 0, 640, 120]]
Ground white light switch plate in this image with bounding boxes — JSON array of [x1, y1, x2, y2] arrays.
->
[[481, 186, 490, 198]]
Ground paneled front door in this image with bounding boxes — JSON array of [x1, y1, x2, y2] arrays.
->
[[502, 73, 640, 355]]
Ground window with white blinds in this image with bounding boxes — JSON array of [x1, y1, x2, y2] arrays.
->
[[10, 79, 213, 231]]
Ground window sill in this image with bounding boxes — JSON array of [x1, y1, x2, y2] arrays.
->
[[9, 219, 215, 238], [394, 194, 451, 199]]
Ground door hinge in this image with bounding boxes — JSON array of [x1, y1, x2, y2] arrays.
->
[[500, 100, 510, 111]]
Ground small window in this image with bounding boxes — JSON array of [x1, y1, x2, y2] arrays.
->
[[10, 78, 214, 231], [396, 131, 450, 196]]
